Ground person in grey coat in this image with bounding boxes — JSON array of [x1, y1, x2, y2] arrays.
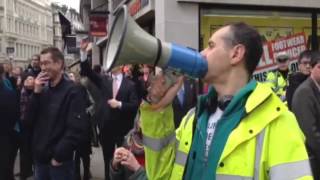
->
[[292, 51, 320, 180]]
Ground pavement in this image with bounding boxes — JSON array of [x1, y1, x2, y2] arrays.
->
[[15, 147, 105, 180]]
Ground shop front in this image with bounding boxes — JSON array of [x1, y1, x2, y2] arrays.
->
[[200, 7, 319, 81]]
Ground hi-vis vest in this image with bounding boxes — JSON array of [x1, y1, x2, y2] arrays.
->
[[265, 71, 288, 98], [140, 83, 313, 180]]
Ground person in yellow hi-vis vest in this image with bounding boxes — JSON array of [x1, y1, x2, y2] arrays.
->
[[265, 51, 291, 101], [140, 22, 313, 180]]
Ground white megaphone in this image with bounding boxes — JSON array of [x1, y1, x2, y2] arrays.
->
[[104, 5, 208, 78]]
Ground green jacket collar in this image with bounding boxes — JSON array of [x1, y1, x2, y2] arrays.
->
[[185, 80, 257, 180], [197, 80, 257, 116]]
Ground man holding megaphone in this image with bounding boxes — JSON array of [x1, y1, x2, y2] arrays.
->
[[131, 23, 312, 179]]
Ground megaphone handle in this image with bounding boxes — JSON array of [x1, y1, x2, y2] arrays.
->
[[153, 38, 162, 68]]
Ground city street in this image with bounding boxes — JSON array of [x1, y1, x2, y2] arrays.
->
[[0, 0, 319, 179]]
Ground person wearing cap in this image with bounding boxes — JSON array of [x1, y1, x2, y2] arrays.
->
[[265, 51, 290, 101]]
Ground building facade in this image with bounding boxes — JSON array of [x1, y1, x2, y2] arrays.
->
[[51, 3, 64, 51], [0, 0, 53, 67], [52, 3, 85, 69], [80, 0, 108, 66], [65, 7, 85, 69]]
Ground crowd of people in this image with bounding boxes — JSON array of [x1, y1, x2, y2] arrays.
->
[[0, 44, 197, 180], [1, 21, 320, 180]]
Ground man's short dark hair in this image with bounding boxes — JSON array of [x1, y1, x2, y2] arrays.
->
[[224, 22, 263, 75], [40, 47, 64, 63], [32, 54, 40, 61], [310, 51, 320, 68], [298, 50, 312, 64]]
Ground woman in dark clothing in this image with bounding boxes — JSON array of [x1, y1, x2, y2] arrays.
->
[[18, 73, 36, 180], [0, 63, 20, 180], [69, 73, 93, 180]]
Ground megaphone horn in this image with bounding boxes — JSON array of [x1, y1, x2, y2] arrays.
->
[[104, 5, 208, 78]]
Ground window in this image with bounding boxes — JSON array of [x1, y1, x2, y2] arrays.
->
[[23, 44, 26, 58], [19, 22, 22, 34], [7, 17, 10, 31], [11, 18, 13, 32], [0, 17, 2, 32], [19, 44, 22, 58], [54, 14, 59, 22], [27, 45, 29, 58], [20, 43, 22, 57], [16, 43, 19, 57]]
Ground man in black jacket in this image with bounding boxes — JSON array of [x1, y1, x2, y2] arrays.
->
[[0, 63, 20, 180], [27, 47, 89, 180], [80, 42, 139, 180], [292, 51, 320, 180], [25, 54, 41, 76], [286, 50, 312, 109]]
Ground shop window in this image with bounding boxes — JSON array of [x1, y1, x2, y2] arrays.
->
[[200, 8, 315, 81]]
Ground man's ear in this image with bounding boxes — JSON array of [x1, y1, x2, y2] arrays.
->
[[230, 44, 246, 65], [58, 60, 64, 70]]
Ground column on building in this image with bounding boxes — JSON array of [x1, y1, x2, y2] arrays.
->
[[155, 1, 199, 50]]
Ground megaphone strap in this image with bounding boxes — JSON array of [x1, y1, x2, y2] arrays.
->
[[153, 38, 162, 68]]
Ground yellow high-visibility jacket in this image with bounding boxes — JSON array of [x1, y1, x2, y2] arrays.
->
[[140, 82, 312, 180]]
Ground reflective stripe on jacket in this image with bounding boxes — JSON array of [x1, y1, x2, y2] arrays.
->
[[140, 82, 313, 180]]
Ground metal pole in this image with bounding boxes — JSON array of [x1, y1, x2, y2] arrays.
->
[[311, 12, 318, 50]]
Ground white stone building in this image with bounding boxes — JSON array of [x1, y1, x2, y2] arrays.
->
[[51, 3, 63, 51], [0, 0, 53, 67]]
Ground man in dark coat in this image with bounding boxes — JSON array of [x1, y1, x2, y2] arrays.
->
[[292, 51, 320, 180], [172, 79, 198, 128], [27, 47, 89, 180], [25, 54, 41, 76], [80, 42, 139, 180]]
